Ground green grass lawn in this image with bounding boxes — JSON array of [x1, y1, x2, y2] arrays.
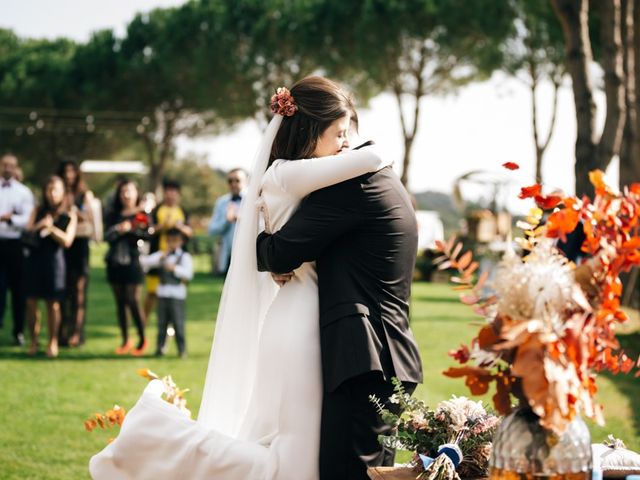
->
[[0, 249, 638, 479]]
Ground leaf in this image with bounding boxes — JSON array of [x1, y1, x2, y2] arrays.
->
[[463, 261, 480, 277], [137, 368, 159, 380], [457, 251, 473, 270], [437, 260, 452, 271], [443, 366, 494, 395], [433, 255, 449, 265], [503, 162, 520, 170], [534, 194, 563, 210], [622, 238, 640, 249], [516, 220, 534, 230], [445, 236, 457, 252], [546, 208, 580, 241], [518, 184, 542, 199], [589, 169, 606, 191], [451, 242, 463, 261], [493, 373, 513, 415], [478, 325, 500, 349]]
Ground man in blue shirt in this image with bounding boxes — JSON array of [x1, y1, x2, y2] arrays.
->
[[208, 168, 247, 275]]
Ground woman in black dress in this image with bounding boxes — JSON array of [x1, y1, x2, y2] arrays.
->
[[104, 179, 149, 356], [24, 175, 77, 357], [58, 160, 95, 347]]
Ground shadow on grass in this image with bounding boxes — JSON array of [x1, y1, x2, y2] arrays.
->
[[604, 331, 640, 439]]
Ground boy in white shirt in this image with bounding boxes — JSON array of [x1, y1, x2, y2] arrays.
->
[[140, 228, 193, 358]]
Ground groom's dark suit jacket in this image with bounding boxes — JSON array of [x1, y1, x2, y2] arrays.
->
[[256, 165, 423, 392]]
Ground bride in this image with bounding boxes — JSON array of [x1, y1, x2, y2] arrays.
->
[[89, 76, 392, 480]]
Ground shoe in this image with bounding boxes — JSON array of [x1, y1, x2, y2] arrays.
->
[[115, 340, 133, 355], [131, 339, 149, 357], [14, 333, 25, 347], [179, 351, 188, 359]]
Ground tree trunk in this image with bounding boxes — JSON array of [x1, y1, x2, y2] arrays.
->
[[142, 133, 158, 194], [620, 0, 640, 187], [395, 43, 426, 190], [596, 0, 627, 173], [143, 110, 176, 196], [401, 136, 415, 187], [530, 61, 561, 185], [551, 0, 598, 195], [636, 0, 640, 175]]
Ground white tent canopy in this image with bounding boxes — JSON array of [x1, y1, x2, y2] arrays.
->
[[80, 160, 148, 174]]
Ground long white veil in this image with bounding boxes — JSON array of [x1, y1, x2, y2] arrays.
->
[[197, 115, 282, 435]]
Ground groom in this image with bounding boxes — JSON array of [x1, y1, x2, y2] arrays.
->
[[256, 162, 423, 479]]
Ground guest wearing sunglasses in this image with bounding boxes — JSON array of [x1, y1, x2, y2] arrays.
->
[[208, 168, 247, 275]]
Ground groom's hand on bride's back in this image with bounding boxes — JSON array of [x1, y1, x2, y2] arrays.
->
[[271, 271, 295, 286]]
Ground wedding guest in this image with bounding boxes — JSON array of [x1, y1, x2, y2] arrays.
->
[[23, 175, 77, 357], [208, 168, 247, 274], [140, 227, 193, 358], [104, 179, 150, 356], [57, 160, 96, 347], [0, 153, 34, 346], [143, 179, 192, 323]]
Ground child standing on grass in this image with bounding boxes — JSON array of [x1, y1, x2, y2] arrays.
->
[[140, 227, 193, 358]]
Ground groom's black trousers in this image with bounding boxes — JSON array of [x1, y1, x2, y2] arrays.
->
[[319, 371, 416, 480]]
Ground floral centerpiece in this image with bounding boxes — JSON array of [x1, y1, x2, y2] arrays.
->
[[435, 169, 640, 478], [371, 379, 500, 480]]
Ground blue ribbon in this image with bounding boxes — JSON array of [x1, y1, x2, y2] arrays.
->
[[437, 443, 463, 469], [419, 454, 434, 469]]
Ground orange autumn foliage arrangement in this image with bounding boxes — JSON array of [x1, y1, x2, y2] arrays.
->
[[437, 168, 640, 435], [84, 369, 190, 442]]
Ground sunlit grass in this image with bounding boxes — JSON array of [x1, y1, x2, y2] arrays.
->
[[0, 250, 637, 478]]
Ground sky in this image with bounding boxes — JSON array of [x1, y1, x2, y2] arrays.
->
[[2, 0, 619, 212]]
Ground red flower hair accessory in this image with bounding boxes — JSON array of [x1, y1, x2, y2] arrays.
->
[[270, 87, 297, 117]]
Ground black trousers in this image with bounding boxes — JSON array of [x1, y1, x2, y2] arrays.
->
[[319, 371, 417, 480], [0, 238, 25, 336], [156, 297, 186, 355]]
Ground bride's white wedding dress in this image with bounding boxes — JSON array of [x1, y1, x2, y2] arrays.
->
[[89, 146, 390, 480]]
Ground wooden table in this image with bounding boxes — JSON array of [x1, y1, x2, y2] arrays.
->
[[367, 467, 417, 480]]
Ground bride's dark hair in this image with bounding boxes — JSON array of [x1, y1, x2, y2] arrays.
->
[[269, 76, 357, 165]]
